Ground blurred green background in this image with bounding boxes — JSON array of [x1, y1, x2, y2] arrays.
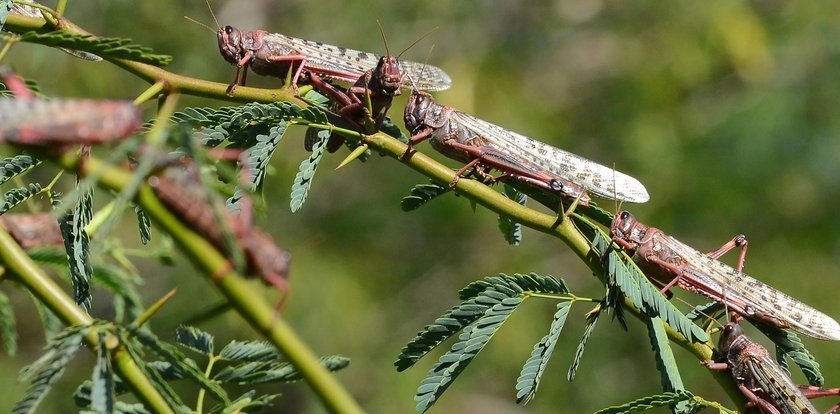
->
[[3, 0, 840, 412]]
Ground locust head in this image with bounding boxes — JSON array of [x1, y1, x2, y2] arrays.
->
[[611, 210, 644, 247], [404, 90, 434, 133], [218, 25, 244, 65], [374, 55, 403, 96], [717, 322, 748, 359]]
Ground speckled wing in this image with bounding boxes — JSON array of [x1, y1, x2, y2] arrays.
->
[[664, 235, 840, 341], [273, 34, 451, 91], [447, 111, 650, 203], [10, 3, 103, 61], [744, 354, 819, 413], [0, 98, 141, 144]]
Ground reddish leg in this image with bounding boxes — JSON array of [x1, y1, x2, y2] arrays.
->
[[401, 128, 433, 159], [267, 55, 308, 90], [799, 385, 840, 399], [707, 235, 748, 273]]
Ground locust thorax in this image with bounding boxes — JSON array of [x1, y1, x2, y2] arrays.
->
[[218, 25, 243, 65], [404, 91, 434, 133], [375, 55, 403, 96]]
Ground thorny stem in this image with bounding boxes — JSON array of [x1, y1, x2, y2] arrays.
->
[[2, 10, 747, 411], [0, 227, 175, 414], [134, 80, 167, 106], [131, 288, 178, 328]]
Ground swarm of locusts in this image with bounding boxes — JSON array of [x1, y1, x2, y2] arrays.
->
[[3, 1, 840, 412]]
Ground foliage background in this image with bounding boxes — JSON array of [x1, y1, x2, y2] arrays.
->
[[2, 0, 840, 412]]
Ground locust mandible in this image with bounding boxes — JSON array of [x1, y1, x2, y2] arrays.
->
[[402, 90, 650, 204], [704, 322, 840, 413], [0, 68, 141, 146], [610, 211, 840, 341]]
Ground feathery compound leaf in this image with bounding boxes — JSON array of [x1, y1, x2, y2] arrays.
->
[[498, 184, 526, 246], [134, 205, 151, 245], [214, 355, 349, 384], [685, 301, 724, 322], [219, 340, 280, 362], [593, 391, 696, 414], [0, 155, 40, 185], [17, 31, 172, 66], [598, 231, 708, 343], [567, 306, 601, 382], [401, 182, 450, 212], [59, 183, 94, 312], [396, 273, 569, 371], [90, 332, 115, 414], [290, 131, 328, 212], [415, 296, 524, 412], [208, 390, 279, 414], [228, 121, 287, 212], [130, 328, 230, 405], [14, 325, 86, 414], [0, 290, 17, 355], [516, 301, 572, 405], [645, 317, 696, 414], [172, 101, 326, 131], [0, 183, 42, 215], [753, 323, 824, 387], [174, 325, 215, 356]]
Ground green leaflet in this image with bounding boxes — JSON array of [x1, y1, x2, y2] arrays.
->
[[400, 182, 450, 212], [90, 332, 115, 414], [754, 322, 824, 387], [593, 391, 696, 414], [228, 121, 288, 213], [135, 205, 151, 245], [646, 317, 695, 414], [59, 182, 93, 312], [415, 297, 524, 413], [13, 325, 87, 414], [515, 301, 572, 404], [395, 273, 568, 371], [0, 290, 17, 355], [175, 325, 215, 356], [290, 130, 328, 212], [16, 31, 172, 66], [209, 391, 279, 414], [685, 301, 724, 322], [219, 340, 281, 362], [567, 305, 600, 381], [213, 356, 349, 384], [498, 184, 526, 246], [0, 155, 40, 186], [595, 231, 709, 343], [172, 101, 327, 132], [0, 183, 42, 214]]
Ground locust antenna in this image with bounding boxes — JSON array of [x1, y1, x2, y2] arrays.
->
[[184, 16, 216, 33], [376, 20, 391, 58], [205, 0, 221, 30], [397, 27, 439, 59]]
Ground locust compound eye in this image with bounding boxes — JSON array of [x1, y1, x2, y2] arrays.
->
[[550, 179, 563, 192], [620, 211, 631, 220], [225, 26, 234, 34]]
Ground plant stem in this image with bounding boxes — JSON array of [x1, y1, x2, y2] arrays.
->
[[0, 227, 174, 414]]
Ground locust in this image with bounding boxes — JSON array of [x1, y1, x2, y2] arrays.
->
[[0, 213, 64, 249], [610, 211, 840, 341], [0, 68, 141, 146], [211, 8, 451, 96], [402, 90, 650, 205], [704, 322, 840, 414], [148, 157, 291, 308]]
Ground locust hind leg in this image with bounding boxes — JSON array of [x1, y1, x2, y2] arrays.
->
[[707, 235, 749, 273]]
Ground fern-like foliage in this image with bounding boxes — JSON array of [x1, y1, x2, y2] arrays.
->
[[567, 304, 601, 381], [134, 205, 151, 245], [594, 231, 709, 343], [402, 273, 571, 412], [515, 301, 571, 404], [645, 316, 695, 414], [13, 324, 87, 414], [401, 182, 450, 212], [753, 322, 823, 387], [172, 101, 327, 135], [0, 183, 42, 214], [0, 290, 17, 355], [498, 184, 526, 246], [16, 31, 172, 66], [227, 121, 288, 212], [214, 355, 349, 384], [90, 332, 116, 414], [174, 325, 215, 355], [593, 391, 697, 414], [208, 391, 279, 414], [0, 155, 40, 186], [59, 182, 94, 312], [290, 130, 328, 212]]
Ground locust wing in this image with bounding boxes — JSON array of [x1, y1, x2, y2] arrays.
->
[[448, 111, 650, 203], [744, 354, 819, 413]]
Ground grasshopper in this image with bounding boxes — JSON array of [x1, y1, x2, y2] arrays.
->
[[0, 213, 64, 249], [0, 68, 141, 146], [402, 90, 650, 205], [704, 322, 840, 413], [611, 211, 840, 341], [9, 1, 103, 61], [148, 156, 290, 308]]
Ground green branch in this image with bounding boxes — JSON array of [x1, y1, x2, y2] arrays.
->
[[4, 9, 745, 410], [0, 228, 174, 414]]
